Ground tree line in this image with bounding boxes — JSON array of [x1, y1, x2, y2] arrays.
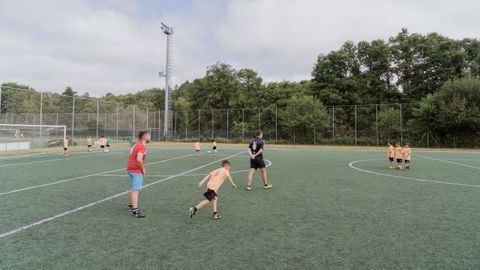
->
[[2, 29, 480, 146]]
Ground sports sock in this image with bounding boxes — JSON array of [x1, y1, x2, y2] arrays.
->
[[193, 207, 198, 213]]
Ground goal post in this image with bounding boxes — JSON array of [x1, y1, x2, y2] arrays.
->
[[0, 124, 67, 151]]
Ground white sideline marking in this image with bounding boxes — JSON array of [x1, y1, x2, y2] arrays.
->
[[415, 154, 480, 170], [100, 159, 273, 178], [0, 153, 195, 196], [0, 151, 125, 168], [0, 151, 246, 239], [349, 159, 480, 189]]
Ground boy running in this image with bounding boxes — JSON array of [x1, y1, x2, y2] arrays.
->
[[189, 160, 237, 220], [212, 139, 218, 153], [63, 137, 70, 156], [87, 135, 93, 152], [387, 142, 394, 169], [195, 140, 201, 155], [404, 143, 411, 170], [127, 130, 150, 218], [395, 142, 403, 170], [247, 130, 272, 191], [106, 137, 111, 152], [99, 136, 106, 152]]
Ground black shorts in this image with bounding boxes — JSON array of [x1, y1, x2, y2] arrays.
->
[[213, 146, 217, 150], [87, 145, 92, 147], [106, 144, 110, 147], [63, 147, 67, 151], [397, 159, 402, 163], [250, 158, 266, 170], [389, 157, 394, 162], [203, 189, 217, 201], [100, 145, 105, 148], [405, 160, 410, 163], [196, 149, 200, 152]]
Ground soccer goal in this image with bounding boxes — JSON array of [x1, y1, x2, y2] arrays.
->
[[0, 124, 67, 151]]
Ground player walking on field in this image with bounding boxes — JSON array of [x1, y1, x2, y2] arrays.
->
[[63, 137, 70, 156], [404, 143, 411, 169], [195, 140, 201, 155], [387, 142, 395, 169], [247, 130, 272, 191], [189, 160, 237, 220], [395, 142, 403, 170], [86, 135, 93, 152], [99, 136, 106, 152], [127, 130, 150, 218]]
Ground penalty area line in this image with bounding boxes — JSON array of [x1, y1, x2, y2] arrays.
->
[[0, 150, 246, 239]]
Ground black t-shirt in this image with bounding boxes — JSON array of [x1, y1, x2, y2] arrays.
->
[[249, 137, 264, 159]]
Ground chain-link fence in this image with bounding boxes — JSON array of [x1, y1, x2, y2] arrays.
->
[[0, 86, 443, 147]]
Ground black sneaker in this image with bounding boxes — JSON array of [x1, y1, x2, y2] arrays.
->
[[132, 209, 146, 218]]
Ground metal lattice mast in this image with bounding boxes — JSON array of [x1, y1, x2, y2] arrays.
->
[[161, 22, 174, 137]]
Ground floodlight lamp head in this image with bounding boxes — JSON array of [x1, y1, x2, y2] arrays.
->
[[161, 22, 173, 35]]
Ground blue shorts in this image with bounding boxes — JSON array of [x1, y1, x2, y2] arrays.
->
[[128, 172, 144, 191]]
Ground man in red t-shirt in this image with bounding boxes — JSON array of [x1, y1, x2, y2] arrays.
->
[[127, 130, 150, 218]]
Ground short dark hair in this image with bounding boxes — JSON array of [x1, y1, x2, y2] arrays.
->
[[256, 129, 263, 137], [221, 160, 230, 167], [138, 130, 150, 139]]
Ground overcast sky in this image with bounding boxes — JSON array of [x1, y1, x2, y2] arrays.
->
[[1, 0, 479, 96]]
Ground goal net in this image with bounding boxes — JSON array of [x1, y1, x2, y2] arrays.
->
[[0, 124, 67, 151]]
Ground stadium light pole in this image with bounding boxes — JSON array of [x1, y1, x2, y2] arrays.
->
[[161, 22, 174, 138]]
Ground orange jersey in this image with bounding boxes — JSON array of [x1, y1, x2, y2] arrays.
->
[[395, 147, 403, 159], [404, 147, 411, 161], [207, 168, 231, 192], [388, 145, 394, 158], [99, 138, 106, 146], [63, 139, 69, 148], [213, 141, 217, 147], [195, 142, 201, 150], [87, 138, 93, 145]]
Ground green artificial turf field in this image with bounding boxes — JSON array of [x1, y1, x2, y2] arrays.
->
[[1, 145, 479, 269]]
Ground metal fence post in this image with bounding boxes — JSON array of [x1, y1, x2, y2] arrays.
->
[[96, 99, 99, 138], [198, 110, 201, 138], [400, 103, 403, 145], [226, 109, 229, 141], [293, 106, 296, 144], [185, 111, 188, 141], [258, 108, 261, 129], [146, 108, 149, 129], [158, 109, 161, 141], [354, 105, 357, 146], [375, 104, 379, 147], [132, 105, 135, 141], [116, 103, 119, 142], [211, 109, 214, 139], [39, 92, 43, 137], [72, 97, 75, 140], [174, 111, 177, 139], [332, 106, 335, 144], [104, 113, 107, 137], [275, 107, 278, 142], [313, 106, 316, 145], [242, 109, 245, 141]]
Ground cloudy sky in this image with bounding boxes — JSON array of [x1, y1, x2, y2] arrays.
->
[[1, 0, 479, 96]]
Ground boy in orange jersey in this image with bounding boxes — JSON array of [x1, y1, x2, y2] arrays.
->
[[63, 137, 70, 156], [212, 139, 218, 153], [86, 135, 93, 152], [99, 136, 106, 152], [189, 160, 237, 220], [194, 140, 201, 155], [387, 142, 395, 169], [395, 142, 403, 170], [404, 143, 411, 170]]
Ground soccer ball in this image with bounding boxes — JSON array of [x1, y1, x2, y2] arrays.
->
[[208, 151, 211, 154]]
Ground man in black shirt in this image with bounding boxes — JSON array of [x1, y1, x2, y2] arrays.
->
[[247, 130, 272, 191]]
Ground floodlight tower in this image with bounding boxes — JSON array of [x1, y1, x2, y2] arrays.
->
[[161, 22, 174, 137]]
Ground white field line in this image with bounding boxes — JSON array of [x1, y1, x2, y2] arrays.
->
[[0, 151, 125, 168], [100, 159, 273, 178], [414, 154, 480, 170], [0, 150, 246, 239], [348, 159, 480, 189], [0, 153, 195, 196]]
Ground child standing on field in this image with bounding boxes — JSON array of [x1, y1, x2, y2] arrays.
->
[[63, 137, 70, 156], [87, 136, 93, 152], [212, 139, 217, 153], [395, 142, 403, 170], [387, 142, 395, 169], [404, 143, 411, 170], [189, 160, 237, 220], [195, 140, 201, 155]]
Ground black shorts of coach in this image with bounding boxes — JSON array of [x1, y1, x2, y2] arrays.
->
[[203, 189, 217, 201], [250, 158, 266, 170]]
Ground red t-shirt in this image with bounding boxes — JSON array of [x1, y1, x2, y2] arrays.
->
[[127, 142, 146, 174]]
